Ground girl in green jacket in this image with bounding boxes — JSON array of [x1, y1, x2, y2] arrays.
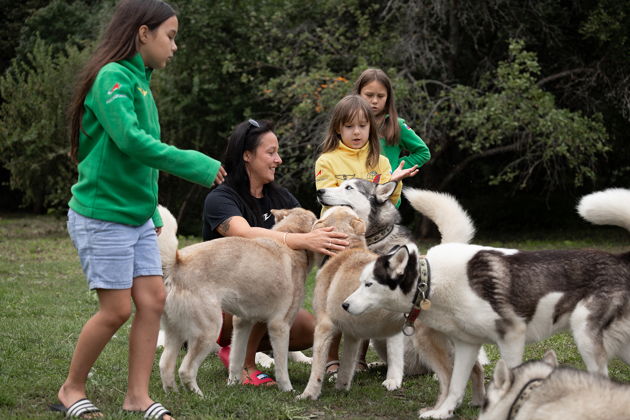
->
[[353, 68, 431, 201], [53, 1, 225, 419]]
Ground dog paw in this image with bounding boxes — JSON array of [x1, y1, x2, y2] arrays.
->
[[471, 392, 485, 407], [255, 352, 275, 368], [418, 408, 453, 419], [296, 391, 319, 401], [161, 382, 178, 393], [288, 351, 312, 364], [277, 382, 294, 392], [382, 379, 401, 391], [156, 330, 166, 348], [334, 381, 351, 391], [182, 382, 203, 396]]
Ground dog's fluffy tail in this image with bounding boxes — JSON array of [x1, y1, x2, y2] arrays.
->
[[577, 188, 630, 233], [157, 205, 179, 278], [403, 188, 476, 243]]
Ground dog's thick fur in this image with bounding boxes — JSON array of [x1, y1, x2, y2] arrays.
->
[[314, 181, 485, 410], [343, 187, 630, 418], [316, 181, 481, 375], [157, 206, 317, 393], [479, 349, 630, 420], [298, 206, 408, 400]]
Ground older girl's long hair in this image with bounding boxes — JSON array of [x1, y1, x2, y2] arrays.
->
[[68, 0, 176, 162], [320, 95, 380, 168], [353, 68, 400, 146], [223, 119, 292, 226]]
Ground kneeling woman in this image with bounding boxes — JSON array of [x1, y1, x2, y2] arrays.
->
[[203, 119, 349, 385]]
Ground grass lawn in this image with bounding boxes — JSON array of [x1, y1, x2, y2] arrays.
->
[[0, 213, 628, 419]]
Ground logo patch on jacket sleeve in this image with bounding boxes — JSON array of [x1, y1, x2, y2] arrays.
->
[[137, 87, 148, 96], [108, 83, 121, 95]]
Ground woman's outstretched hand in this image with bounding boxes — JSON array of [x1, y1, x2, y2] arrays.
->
[[307, 226, 349, 256]]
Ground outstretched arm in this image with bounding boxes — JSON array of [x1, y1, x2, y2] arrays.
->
[[217, 215, 348, 256]]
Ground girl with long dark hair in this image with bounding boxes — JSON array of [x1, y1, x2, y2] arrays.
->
[[55, 1, 225, 418]]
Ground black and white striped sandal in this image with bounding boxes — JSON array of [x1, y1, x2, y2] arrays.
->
[[49, 398, 102, 418], [138, 402, 172, 419]]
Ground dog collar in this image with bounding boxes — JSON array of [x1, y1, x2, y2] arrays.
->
[[365, 224, 395, 246], [403, 256, 431, 336], [507, 378, 545, 420]]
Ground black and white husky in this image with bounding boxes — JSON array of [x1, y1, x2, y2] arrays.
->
[[343, 188, 630, 419], [316, 180, 407, 255], [317, 179, 485, 410]]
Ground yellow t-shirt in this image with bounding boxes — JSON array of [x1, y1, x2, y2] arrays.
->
[[314, 141, 402, 211]]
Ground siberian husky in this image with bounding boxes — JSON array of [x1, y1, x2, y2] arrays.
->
[[316, 180, 485, 408], [297, 205, 405, 399], [316, 180, 431, 255], [343, 187, 630, 418], [157, 206, 318, 393], [479, 349, 630, 420]]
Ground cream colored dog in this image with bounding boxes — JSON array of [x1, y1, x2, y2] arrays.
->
[[298, 206, 481, 402], [157, 205, 318, 393], [299, 205, 485, 409]]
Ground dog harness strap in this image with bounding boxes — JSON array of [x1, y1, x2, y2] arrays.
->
[[507, 378, 545, 420], [403, 257, 431, 336]]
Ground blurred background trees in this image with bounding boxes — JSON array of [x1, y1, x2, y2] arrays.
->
[[1, 0, 628, 235]]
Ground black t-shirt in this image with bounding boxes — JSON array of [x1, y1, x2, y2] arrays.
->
[[202, 183, 300, 241]]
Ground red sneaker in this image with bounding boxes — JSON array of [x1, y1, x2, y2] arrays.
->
[[218, 345, 230, 369]]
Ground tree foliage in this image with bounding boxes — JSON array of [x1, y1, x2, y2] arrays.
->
[[0, 40, 88, 211], [0, 0, 628, 233]]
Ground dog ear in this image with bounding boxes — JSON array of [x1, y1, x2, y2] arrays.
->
[[388, 245, 410, 278], [271, 209, 289, 222], [374, 182, 397, 204], [492, 359, 513, 392], [542, 349, 558, 368], [351, 217, 366, 235], [312, 218, 325, 231]]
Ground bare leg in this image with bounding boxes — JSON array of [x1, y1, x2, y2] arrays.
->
[[219, 309, 314, 382], [357, 340, 369, 371], [57, 288, 132, 418], [122, 275, 173, 420], [326, 332, 342, 373]]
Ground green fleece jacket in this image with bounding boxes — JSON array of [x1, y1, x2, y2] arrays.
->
[[380, 117, 431, 170], [69, 54, 220, 227]]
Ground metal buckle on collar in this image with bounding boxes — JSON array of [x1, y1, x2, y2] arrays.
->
[[402, 319, 416, 336]]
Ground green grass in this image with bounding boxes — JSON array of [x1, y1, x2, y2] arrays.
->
[[0, 213, 628, 419]]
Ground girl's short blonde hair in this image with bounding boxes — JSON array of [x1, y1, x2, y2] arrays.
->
[[320, 95, 380, 168]]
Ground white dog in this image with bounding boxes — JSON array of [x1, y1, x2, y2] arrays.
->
[[343, 188, 630, 418]]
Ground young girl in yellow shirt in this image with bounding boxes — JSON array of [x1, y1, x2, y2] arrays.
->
[[314, 94, 417, 375], [315, 95, 417, 203]]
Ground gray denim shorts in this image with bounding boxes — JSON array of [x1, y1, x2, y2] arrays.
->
[[67, 209, 163, 290]]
